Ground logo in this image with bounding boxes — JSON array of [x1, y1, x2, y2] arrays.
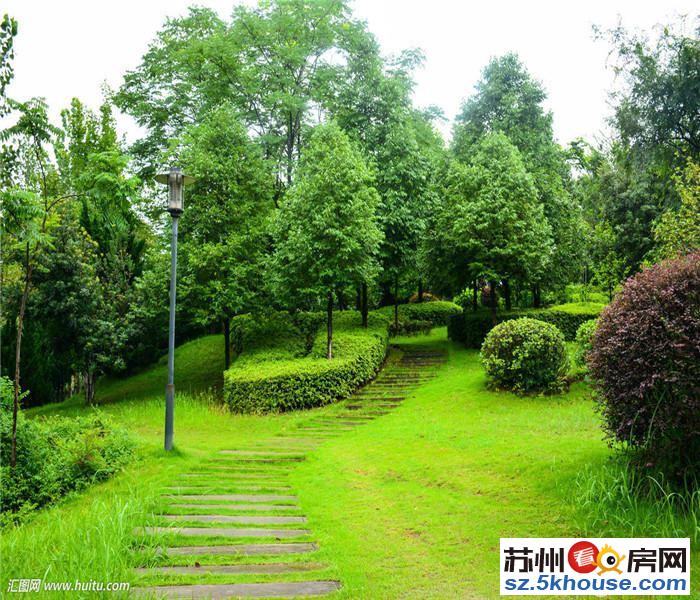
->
[[568, 541, 599, 574], [500, 538, 690, 595], [596, 544, 626, 575]]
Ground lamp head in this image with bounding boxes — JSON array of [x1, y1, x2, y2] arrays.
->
[[155, 167, 195, 216]]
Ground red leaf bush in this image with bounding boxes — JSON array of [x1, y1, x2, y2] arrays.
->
[[588, 252, 700, 481]]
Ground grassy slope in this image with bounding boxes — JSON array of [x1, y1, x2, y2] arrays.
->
[[292, 329, 606, 598], [7, 328, 697, 598]]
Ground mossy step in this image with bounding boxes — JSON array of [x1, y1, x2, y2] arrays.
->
[[134, 562, 324, 575], [168, 504, 300, 511], [163, 515, 307, 524], [132, 580, 340, 598], [163, 543, 317, 556], [163, 494, 297, 503], [139, 526, 310, 538], [219, 450, 307, 458]]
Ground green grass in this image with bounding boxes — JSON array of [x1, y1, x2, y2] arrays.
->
[[546, 301, 606, 314], [6, 327, 698, 598], [29, 335, 224, 417]]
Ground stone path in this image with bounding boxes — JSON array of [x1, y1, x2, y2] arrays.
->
[[132, 344, 446, 599]]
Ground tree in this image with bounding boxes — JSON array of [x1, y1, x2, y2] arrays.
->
[[374, 117, 442, 326], [0, 14, 17, 116], [0, 98, 62, 466], [272, 123, 382, 358], [452, 54, 583, 300], [648, 158, 700, 262], [436, 133, 552, 322], [115, 0, 376, 192], [177, 104, 275, 368], [590, 222, 628, 301]]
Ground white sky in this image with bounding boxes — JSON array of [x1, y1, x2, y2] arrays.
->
[[3, 0, 698, 146]]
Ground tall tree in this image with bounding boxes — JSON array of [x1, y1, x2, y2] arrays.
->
[[0, 13, 17, 116], [435, 133, 552, 322], [177, 104, 275, 368], [452, 53, 583, 299], [115, 0, 375, 193], [272, 123, 382, 358], [0, 98, 62, 465]]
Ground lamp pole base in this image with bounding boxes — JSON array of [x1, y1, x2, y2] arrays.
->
[[165, 383, 174, 451]]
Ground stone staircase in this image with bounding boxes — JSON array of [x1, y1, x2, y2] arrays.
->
[[131, 344, 446, 598]]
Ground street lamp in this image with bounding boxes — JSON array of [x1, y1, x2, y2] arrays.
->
[[155, 167, 194, 451]]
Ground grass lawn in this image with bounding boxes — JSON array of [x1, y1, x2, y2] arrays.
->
[[5, 328, 697, 598]]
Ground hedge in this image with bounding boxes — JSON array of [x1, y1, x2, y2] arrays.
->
[[224, 312, 389, 413], [448, 303, 603, 348], [378, 300, 462, 329]]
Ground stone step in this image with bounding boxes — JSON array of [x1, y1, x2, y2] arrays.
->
[[163, 543, 317, 556], [134, 562, 323, 575], [216, 457, 306, 464], [219, 450, 307, 457], [163, 515, 307, 524], [139, 526, 310, 538], [132, 580, 340, 598], [168, 504, 301, 512], [164, 486, 292, 493], [181, 472, 286, 478], [164, 494, 297, 503]]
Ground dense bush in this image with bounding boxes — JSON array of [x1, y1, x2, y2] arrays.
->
[[588, 252, 700, 480], [0, 378, 134, 521], [573, 319, 597, 370], [224, 312, 389, 413], [379, 300, 462, 330], [448, 303, 603, 348], [480, 318, 568, 393], [389, 319, 433, 337]]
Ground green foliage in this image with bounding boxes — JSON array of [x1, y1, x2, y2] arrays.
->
[[273, 123, 382, 302], [573, 319, 598, 369], [428, 134, 552, 297], [272, 122, 382, 357], [0, 378, 134, 521], [480, 318, 568, 394], [448, 303, 603, 348], [0, 13, 17, 116], [378, 300, 462, 330], [451, 53, 584, 289], [649, 158, 700, 262], [224, 312, 389, 413]]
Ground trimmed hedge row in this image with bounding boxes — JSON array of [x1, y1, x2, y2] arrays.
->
[[378, 300, 463, 329], [448, 303, 603, 348], [224, 312, 389, 414]]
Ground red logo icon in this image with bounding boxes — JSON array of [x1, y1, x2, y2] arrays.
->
[[568, 541, 599, 574]]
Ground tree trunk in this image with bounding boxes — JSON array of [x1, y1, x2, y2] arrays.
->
[[355, 287, 361, 311], [361, 282, 368, 328], [472, 280, 478, 312], [223, 317, 231, 370], [503, 279, 512, 311], [489, 280, 498, 326], [393, 279, 399, 330], [532, 284, 541, 308], [85, 369, 96, 405], [12, 256, 32, 468], [326, 290, 333, 359], [418, 279, 424, 303]]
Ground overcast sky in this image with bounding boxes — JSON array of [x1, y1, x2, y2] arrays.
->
[[3, 0, 698, 146]]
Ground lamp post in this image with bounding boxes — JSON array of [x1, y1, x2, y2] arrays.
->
[[155, 167, 194, 451]]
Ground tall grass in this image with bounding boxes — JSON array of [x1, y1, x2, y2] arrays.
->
[[573, 459, 700, 543]]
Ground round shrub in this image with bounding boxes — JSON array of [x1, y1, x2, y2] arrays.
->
[[480, 317, 567, 393], [588, 252, 700, 480], [573, 319, 597, 369]]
